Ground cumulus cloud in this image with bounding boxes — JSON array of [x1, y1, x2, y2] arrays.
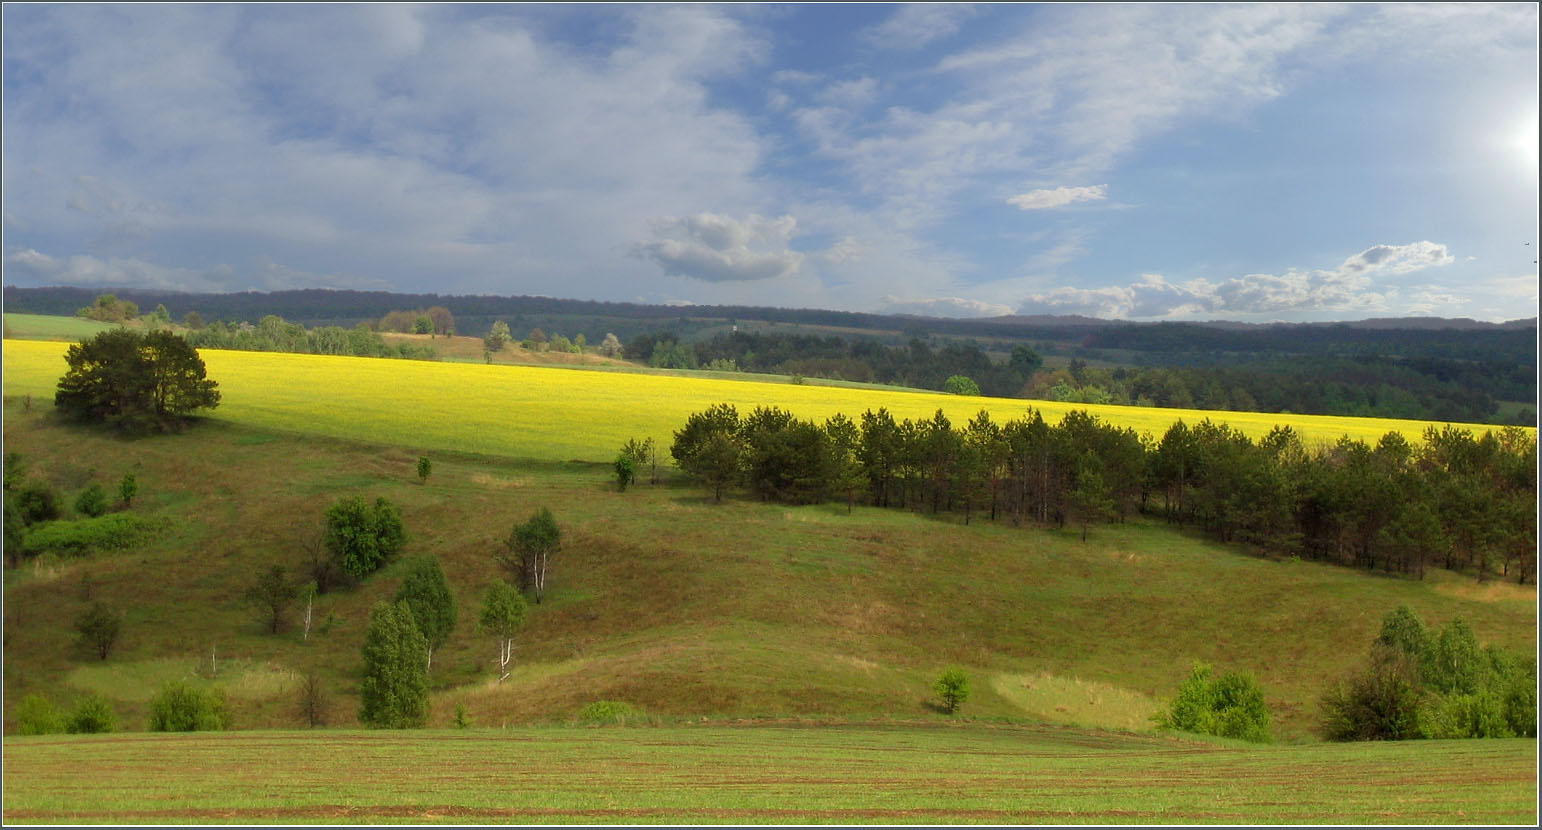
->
[[1021, 241, 1456, 319], [633, 213, 805, 282], [1007, 184, 1108, 211], [881, 295, 1014, 318]]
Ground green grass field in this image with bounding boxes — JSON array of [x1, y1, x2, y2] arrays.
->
[[3, 726, 1535, 824], [2, 313, 120, 341]]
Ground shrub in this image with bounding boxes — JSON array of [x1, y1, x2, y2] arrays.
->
[[75, 484, 109, 518], [453, 703, 473, 729], [576, 700, 644, 725], [24, 514, 160, 556], [148, 681, 226, 732], [613, 454, 637, 491], [416, 456, 431, 485], [13, 480, 62, 524], [14, 694, 64, 735], [118, 473, 138, 507], [934, 667, 971, 715], [1321, 645, 1425, 741], [1154, 661, 1272, 743], [65, 694, 117, 733], [324, 496, 406, 579], [943, 375, 981, 396]]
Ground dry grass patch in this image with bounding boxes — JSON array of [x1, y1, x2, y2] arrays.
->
[[992, 672, 1161, 732]]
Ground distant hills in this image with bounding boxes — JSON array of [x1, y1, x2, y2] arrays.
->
[[2, 284, 1534, 336]]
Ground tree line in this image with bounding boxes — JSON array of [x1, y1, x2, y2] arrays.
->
[[183, 315, 438, 360], [668, 404, 1538, 583]]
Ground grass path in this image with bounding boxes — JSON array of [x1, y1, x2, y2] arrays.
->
[[2, 725, 1535, 824]]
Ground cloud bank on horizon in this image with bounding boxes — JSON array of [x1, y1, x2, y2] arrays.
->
[[2, 4, 1537, 322]]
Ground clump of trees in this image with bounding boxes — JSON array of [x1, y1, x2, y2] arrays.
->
[[75, 293, 139, 322], [379, 306, 455, 336], [667, 404, 1538, 584], [56, 329, 221, 432], [1153, 662, 1272, 743], [1321, 606, 1536, 741], [185, 315, 437, 360]]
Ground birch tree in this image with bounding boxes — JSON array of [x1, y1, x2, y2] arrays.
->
[[478, 580, 528, 683]]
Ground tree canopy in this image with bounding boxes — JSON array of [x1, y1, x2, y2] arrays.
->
[[55, 329, 220, 432]]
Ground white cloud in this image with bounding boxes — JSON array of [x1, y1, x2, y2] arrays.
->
[[1007, 185, 1107, 211], [881, 295, 1013, 318], [860, 4, 978, 51], [1022, 242, 1457, 319], [633, 213, 805, 282]]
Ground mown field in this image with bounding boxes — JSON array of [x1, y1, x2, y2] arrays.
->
[[2, 313, 118, 341], [3, 726, 1535, 824], [1, 339, 1515, 467]]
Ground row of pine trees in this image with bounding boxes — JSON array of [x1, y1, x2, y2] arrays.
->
[[669, 405, 1537, 583]]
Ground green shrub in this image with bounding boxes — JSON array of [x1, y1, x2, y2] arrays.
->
[[148, 681, 226, 732], [14, 694, 64, 735], [934, 667, 971, 715], [1321, 645, 1424, 741], [1154, 661, 1272, 743], [25, 514, 160, 555], [576, 700, 644, 725], [74, 483, 109, 518], [13, 480, 62, 524], [453, 703, 473, 729], [65, 694, 117, 734]]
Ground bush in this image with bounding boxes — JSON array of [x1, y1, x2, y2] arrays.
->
[[934, 667, 970, 715], [75, 483, 109, 518], [576, 700, 645, 725], [324, 496, 406, 579], [613, 454, 637, 491], [943, 375, 981, 396], [1321, 645, 1425, 741], [13, 480, 62, 525], [24, 514, 160, 556], [148, 681, 226, 732], [118, 473, 138, 507], [14, 694, 64, 735], [1154, 661, 1272, 743], [65, 694, 117, 733]]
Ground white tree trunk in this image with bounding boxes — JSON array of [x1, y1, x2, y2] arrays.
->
[[498, 638, 515, 682], [302, 595, 313, 641]]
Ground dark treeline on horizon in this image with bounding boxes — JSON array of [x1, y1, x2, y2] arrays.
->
[[669, 403, 1539, 585]]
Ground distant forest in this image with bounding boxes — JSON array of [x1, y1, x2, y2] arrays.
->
[[4, 285, 1536, 425]]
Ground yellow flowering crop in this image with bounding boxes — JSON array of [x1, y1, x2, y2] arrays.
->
[[3, 339, 1524, 463]]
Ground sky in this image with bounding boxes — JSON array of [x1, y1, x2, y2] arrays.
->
[[2, 3, 1538, 323]]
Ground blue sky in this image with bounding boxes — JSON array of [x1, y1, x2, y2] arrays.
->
[[2, 3, 1537, 322]]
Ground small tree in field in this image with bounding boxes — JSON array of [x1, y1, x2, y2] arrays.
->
[[935, 667, 970, 714], [500, 508, 560, 603], [484, 320, 511, 352], [394, 556, 457, 671], [118, 473, 138, 508], [416, 456, 432, 485], [245, 564, 299, 634], [75, 601, 121, 660], [478, 580, 528, 683], [358, 601, 429, 729], [614, 454, 637, 491]]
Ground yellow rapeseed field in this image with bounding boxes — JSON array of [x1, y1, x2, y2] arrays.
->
[[2, 339, 1524, 463]]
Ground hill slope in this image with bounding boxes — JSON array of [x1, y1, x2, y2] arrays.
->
[[2, 388, 1533, 739]]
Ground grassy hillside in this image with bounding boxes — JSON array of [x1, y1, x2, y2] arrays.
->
[[4, 726, 1535, 824], [2, 394, 1533, 741], [2, 313, 119, 341], [2, 340, 1518, 469]]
